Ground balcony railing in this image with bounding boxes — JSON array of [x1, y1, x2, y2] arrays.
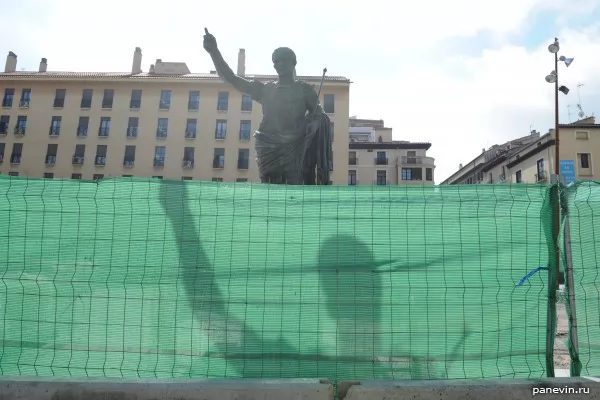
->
[[10, 155, 21, 164], [375, 157, 388, 165], [213, 158, 225, 169], [156, 129, 168, 139], [95, 156, 106, 166], [400, 156, 435, 166], [77, 127, 88, 137], [185, 130, 196, 139], [49, 127, 60, 136], [72, 156, 84, 165], [153, 158, 165, 168], [14, 126, 26, 136], [127, 127, 138, 138], [349, 157, 358, 165], [45, 155, 57, 165], [237, 159, 249, 170], [182, 159, 194, 168], [373, 179, 390, 185], [123, 159, 135, 167]]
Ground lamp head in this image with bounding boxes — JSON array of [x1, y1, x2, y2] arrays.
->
[[548, 38, 560, 54], [545, 70, 557, 83], [559, 55, 574, 67], [558, 85, 570, 95]]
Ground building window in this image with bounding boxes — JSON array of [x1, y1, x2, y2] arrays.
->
[[323, 94, 334, 114], [2, 88, 14, 108], [81, 89, 93, 108], [99, 117, 111, 137], [426, 168, 433, 181], [130, 89, 142, 109], [375, 151, 387, 165], [15, 115, 27, 135], [54, 89, 66, 108], [182, 176, 193, 180], [127, 117, 139, 138], [10, 143, 23, 164], [0, 115, 9, 134], [102, 89, 114, 108], [152, 176, 163, 179], [536, 158, 546, 181], [183, 147, 195, 167], [516, 170, 522, 183], [188, 91, 200, 110], [241, 93, 252, 112], [95, 145, 107, 165], [93, 174, 104, 180], [0, 143, 4, 161], [43, 173, 54, 179], [122, 175, 133, 177], [402, 168, 423, 181], [159, 90, 171, 110], [186, 119, 197, 138], [157, 118, 168, 138], [212, 177, 223, 182], [579, 153, 591, 169], [236, 178, 248, 182], [215, 119, 227, 139], [20, 89, 31, 107], [71, 173, 82, 180], [376, 170, 387, 185], [213, 148, 225, 168], [45, 144, 58, 165], [217, 91, 229, 111], [238, 149, 250, 169], [73, 144, 85, 165], [8, 172, 18, 176], [575, 131, 589, 140], [49, 116, 61, 136], [239, 120, 251, 140], [349, 151, 357, 165], [154, 146, 166, 167], [124, 145, 136, 166], [348, 170, 357, 185], [77, 116, 89, 137]]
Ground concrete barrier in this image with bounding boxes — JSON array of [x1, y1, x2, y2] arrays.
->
[[341, 377, 600, 399], [0, 376, 334, 400]]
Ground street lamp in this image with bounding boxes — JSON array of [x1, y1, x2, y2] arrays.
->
[[545, 37, 574, 286]]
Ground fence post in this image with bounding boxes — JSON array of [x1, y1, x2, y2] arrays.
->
[[546, 175, 560, 378], [563, 199, 581, 377]]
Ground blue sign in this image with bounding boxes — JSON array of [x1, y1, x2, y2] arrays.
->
[[559, 160, 576, 185]]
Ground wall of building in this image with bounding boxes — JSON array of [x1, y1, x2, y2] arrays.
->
[[348, 148, 434, 185], [0, 77, 350, 183]]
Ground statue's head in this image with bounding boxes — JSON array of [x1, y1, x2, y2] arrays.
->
[[272, 47, 296, 77]]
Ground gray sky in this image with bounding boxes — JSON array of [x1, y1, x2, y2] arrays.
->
[[2, 0, 600, 182]]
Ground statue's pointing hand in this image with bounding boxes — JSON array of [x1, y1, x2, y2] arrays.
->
[[203, 28, 218, 54]]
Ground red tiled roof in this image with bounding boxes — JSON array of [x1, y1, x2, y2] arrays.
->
[[0, 71, 351, 83]]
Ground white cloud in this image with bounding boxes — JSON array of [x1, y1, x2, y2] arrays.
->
[[2, 0, 600, 182]]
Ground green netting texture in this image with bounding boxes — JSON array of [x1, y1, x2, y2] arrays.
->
[[563, 181, 600, 377], [0, 176, 554, 381]]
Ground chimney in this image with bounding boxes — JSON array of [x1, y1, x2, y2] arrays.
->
[[149, 64, 155, 74], [4, 51, 17, 73], [39, 58, 47, 72], [482, 148, 486, 153], [237, 48, 245, 76], [459, 163, 463, 169], [132, 47, 142, 74]]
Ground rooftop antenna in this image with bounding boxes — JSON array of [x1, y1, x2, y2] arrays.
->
[[567, 104, 574, 123], [576, 83, 587, 119]]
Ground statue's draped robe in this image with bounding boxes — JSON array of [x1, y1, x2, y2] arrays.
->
[[252, 80, 333, 185]]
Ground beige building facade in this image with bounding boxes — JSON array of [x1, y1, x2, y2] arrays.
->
[[347, 117, 435, 185], [442, 116, 599, 185], [0, 48, 351, 183]]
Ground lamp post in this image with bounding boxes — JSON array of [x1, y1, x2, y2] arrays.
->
[[545, 38, 574, 286]]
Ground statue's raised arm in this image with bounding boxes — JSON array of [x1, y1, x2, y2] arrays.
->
[[203, 28, 264, 100]]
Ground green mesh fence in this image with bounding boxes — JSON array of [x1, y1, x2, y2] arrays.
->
[[0, 176, 555, 382], [562, 181, 600, 377]]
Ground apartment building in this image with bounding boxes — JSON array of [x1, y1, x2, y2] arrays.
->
[[0, 48, 350, 183], [442, 116, 599, 184], [347, 117, 435, 185]]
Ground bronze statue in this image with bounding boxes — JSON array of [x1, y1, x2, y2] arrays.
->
[[203, 28, 333, 185]]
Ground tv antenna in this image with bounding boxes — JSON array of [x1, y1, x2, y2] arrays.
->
[[567, 104, 574, 123], [576, 83, 587, 119]]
